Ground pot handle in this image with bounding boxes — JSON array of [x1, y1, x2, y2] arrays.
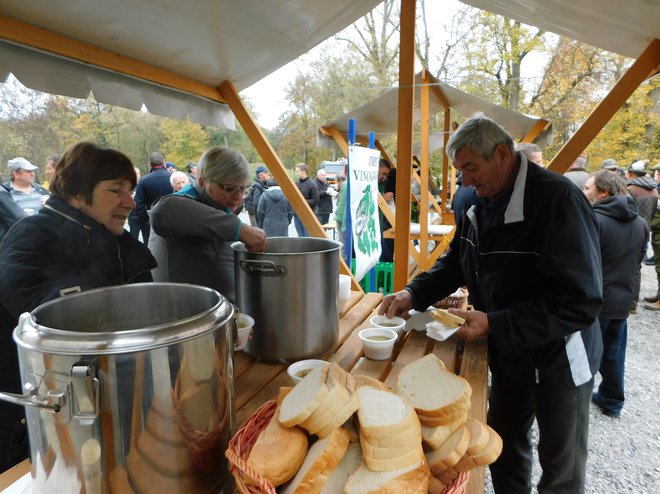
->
[[0, 382, 63, 413], [239, 259, 287, 276]]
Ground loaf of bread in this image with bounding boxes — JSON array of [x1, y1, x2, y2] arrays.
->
[[281, 427, 352, 494], [357, 387, 421, 445], [454, 424, 503, 472], [344, 460, 429, 494], [246, 408, 308, 487]]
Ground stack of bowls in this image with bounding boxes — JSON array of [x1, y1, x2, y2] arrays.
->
[[337, 274, 352, 312]]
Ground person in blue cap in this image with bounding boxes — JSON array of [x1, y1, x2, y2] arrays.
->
[[245, 165, 270, 227]]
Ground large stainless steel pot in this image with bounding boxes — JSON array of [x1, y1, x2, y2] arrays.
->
[[232, 237, 340, 362], [0, 283, 236, 494]]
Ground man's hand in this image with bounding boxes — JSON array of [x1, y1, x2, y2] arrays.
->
[[379, 290, 413, 319], [239, 224, 267, 252], [449, 308, 490, 341]]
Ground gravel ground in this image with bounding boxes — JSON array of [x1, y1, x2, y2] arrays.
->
[[486, 262, 660, 493]]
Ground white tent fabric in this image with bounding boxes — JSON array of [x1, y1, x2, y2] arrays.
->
[[460, 0, 660, 59], [0, 0, 381, 126], [319, 72, 552, 148]]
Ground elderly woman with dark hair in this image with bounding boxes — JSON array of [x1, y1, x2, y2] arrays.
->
[[0, 141, 157, 473], [149, 146, 267, 304]]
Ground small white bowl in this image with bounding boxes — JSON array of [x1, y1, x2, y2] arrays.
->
[[359, 328, 398, 361], [287, 359, 329, 384], [234, 313, 254, 351], [369, 315, 406, 334]]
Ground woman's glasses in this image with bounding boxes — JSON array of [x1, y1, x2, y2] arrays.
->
[[215, 183, 249, 195]]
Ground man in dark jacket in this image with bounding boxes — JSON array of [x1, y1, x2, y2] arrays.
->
[[0, 186, 26, 243], [583, 170, 648, 417], [314, 168, 335, 225], [245, 165, 270, 226], [132, 152, 173, 244], [380, 115, 603, 494], [293, 163, 318, 237]]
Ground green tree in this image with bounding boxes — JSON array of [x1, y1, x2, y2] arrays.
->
[[159, 118, 208, 169]]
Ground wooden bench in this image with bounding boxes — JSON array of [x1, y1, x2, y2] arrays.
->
[[0, 290, 489, 494]]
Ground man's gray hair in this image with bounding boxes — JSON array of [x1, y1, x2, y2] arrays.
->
[[446, 114, 515, 162], [590, 169, 628, 198], [197, 146, 249, 194]]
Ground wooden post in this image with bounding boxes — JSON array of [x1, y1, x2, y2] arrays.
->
[[547, 38, 660, 173], [419, 70, 431, 271], [393, 0, 416, 292]]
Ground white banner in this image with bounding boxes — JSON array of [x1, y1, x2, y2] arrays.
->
[[348, 145, 381, 281]]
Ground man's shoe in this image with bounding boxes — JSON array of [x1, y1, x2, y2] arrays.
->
[[643, 295, 659, 303], [592, 394, 620, 418], [643, 256, 655, 265], [643, 300, 660, 311], [629, 307, 637, 315]]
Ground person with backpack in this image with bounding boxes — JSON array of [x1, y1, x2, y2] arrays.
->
[[245, 166, 270, 227]]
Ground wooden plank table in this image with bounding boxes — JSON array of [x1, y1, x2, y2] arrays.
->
[[0, 290, 489, 494]]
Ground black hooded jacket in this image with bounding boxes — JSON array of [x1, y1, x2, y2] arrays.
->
[[593, 195, 649, 319]]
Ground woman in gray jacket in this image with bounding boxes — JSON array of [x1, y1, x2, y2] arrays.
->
[[149, 147, 266, 303]]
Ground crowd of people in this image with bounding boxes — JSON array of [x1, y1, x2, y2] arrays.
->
[[0, 122, 658, 494]]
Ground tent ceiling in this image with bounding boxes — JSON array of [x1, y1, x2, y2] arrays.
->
[[460, 0, 660, 59], [319, 72, 552, 148], [0, 0, 381, 126]]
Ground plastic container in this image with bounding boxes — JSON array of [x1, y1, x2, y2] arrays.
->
[[358, 328, 398, 360], [286, 359, 329, 384], [235, 313, 255, 351], [369, 315, 406, 334]]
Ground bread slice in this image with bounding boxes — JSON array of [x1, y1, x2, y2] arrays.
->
[[418, 409, 469, 428], [317, 389, 360, 438], [246, 408, 308, 487], [360, 435, 415, 460], [281, 427, 352, 494], [421, 415, 468, 450], [279, 364, 329, 427], [428, 475, 445, 494], [426, 426, 470, 473], [363, 443, 424, 472], [430, 309, 465, 327], [353, 374, 390, 391], [464, 418, 489, 456], [454, 424, 503, 472], [319, 443, 362, 494], [344, 460, 429, 494], [357, 387, 421, 440], [301, 385, 351, 435], [396, 355, 472, 418], [435, 465, 459, 486]]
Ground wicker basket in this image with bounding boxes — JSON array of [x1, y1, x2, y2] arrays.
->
[[225, 399, 470, 494], [434, 288, 468, 309]]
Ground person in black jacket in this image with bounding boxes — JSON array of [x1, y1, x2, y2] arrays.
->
[[583, 170, 648, 417], [0, 141, 156, 473], [132, 152, 174, 244], [314, 168, 335, 225], [0, 186, 26, 243], [293, 163, 318, 237], [245, 165, 270, 227], [380, 115, 603, 494]]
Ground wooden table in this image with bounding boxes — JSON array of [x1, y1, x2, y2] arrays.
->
[[0, 290, 489, 493]]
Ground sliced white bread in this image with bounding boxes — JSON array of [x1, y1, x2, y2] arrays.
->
[[246, 408, 308, 487], [301, 385, 351, 435], [279, 364, 329, 428], [396, 354, 472, 418], [363, 443, 425, 472], [319, 443, 362, 494], [435, 465, 459, 486], [418, 409, 469, 428], [353, 374, 390, 391], [426, 425, 470, 473], [317, 389, 360, 438], [454, 424, 503, 472], [360, 434, 416, 460], [464, 418, 490, 456], [430, 309, 465, 327], [357, 387, 421, 442], [281, 427, 352, 494], [344, 460, 429, 494], [421, 414, 468, 450]]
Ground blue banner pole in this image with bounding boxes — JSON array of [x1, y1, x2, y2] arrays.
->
[[345, 119, 356, 271]]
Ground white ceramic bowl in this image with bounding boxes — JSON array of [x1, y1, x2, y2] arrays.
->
[[234, 313, 254, 351], [369, 315, 406, 334], [287, 359, 329, 384], [359, 328, 398, 361]]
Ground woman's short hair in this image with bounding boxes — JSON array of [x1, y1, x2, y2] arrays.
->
[[197, 147, 249, 194], [50, 142, 136, 204], [446, 113, 515, 162]]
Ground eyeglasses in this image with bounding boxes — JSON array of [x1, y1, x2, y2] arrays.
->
[[215, 183, 249, 195]]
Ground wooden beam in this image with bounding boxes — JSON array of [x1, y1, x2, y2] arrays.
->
[[393, 0, 416, 292], [319, 125, 349, 156], [419, 70, 431, 271], [0, 14, 228, 105], [547, 38, 660, 173], [520, 119, 550, 143], [219, 81, 361, 292]]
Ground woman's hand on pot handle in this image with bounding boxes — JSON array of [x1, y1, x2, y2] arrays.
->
[[240, 224, 267, 252]]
